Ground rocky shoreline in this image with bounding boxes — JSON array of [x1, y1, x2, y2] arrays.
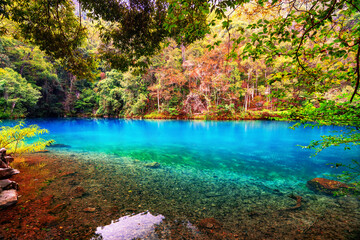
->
[[0, 148, 19, 209]]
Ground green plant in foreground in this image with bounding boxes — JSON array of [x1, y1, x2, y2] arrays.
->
[[0, 121, 53, 156]]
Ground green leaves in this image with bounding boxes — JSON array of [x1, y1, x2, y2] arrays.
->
[[0, 68, 41, 117]]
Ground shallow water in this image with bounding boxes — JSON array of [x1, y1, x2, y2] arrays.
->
[[2, 119, 360, 239], [12, 118, 360, 179]]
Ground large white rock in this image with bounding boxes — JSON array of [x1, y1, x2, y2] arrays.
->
[[0, 189, 18, 209]]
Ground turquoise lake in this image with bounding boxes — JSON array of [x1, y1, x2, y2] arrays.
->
[[3, 119, 360, 239], [16, 118, 359, 180]]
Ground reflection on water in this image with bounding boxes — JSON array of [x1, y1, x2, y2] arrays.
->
[[93, 211, 164, 240]]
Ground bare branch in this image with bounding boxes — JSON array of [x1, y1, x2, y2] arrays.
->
[[350, 40, 360, 102]]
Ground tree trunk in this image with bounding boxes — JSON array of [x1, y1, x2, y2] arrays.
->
[[157, 87, 160, 112], [64, 73, 76, 114], [181, 43, 186, 65], [255, 71, 258, 96], [19, 48, 34, 76], [10, 101, 16, 115]]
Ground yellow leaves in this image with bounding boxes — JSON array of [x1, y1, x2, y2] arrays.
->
[[0, 122, 53, 156]]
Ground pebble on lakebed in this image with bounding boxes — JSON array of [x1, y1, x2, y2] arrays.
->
[[144, 162, 161, 168]]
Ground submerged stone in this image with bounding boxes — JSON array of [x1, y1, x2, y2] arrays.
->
[[84, 207, 96, 212], [0, 168, 20, 180], [307, 178, 349, 195], [92, 211, 164, 240], [0, 189, 18, 209], [144, 162, 160, 168], [72, 186, 86, 198], [198, 218, 222, 229]]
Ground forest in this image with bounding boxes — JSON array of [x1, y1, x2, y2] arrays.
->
[[0, 0, 357, 122]]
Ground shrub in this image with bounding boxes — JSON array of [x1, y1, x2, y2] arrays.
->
[[0, 122, 53, 156]]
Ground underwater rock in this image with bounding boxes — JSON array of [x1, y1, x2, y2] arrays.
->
[[48, 203, 67, 214], [72, 186, 86, 198], [198, 218, 222, 229], [0, 189, 18, 209], [48, 144, 71, 148], [144, 162, 160, 168], [307, 178, 349, 195], [84, 207, 96, 212], [197, 218, 235, 239], [0, 168, 20, 180]]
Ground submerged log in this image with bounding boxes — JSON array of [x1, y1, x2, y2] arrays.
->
[[0, 168, 20, 180], [0, 189, 18, 209], [287, 194, 302, 210]]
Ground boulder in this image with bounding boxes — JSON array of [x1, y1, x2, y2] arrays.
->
[[144, 162, 160, 168], [0, 148, 14, 168], [0, 179, 19, 190], [0, 168, 20, 180], [307, 178, 349, 195], [0, 179, 12, 189], [0, 189, 18, 209], [4, 156, 14, 164], [0, 148, 7, 168], [0, 160, 7, 169], [0, 148, 6, 157]]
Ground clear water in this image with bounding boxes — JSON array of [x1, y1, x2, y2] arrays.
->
[[10, 118, 359, 181], [2, 119, 360, 239]]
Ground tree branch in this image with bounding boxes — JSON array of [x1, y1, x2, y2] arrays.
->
[[350, 40, 360, 102], [295, 0, 340, 80]]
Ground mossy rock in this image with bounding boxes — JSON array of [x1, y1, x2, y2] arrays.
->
[[307, 178, 350, 195], [144, 162, 160, 168]]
